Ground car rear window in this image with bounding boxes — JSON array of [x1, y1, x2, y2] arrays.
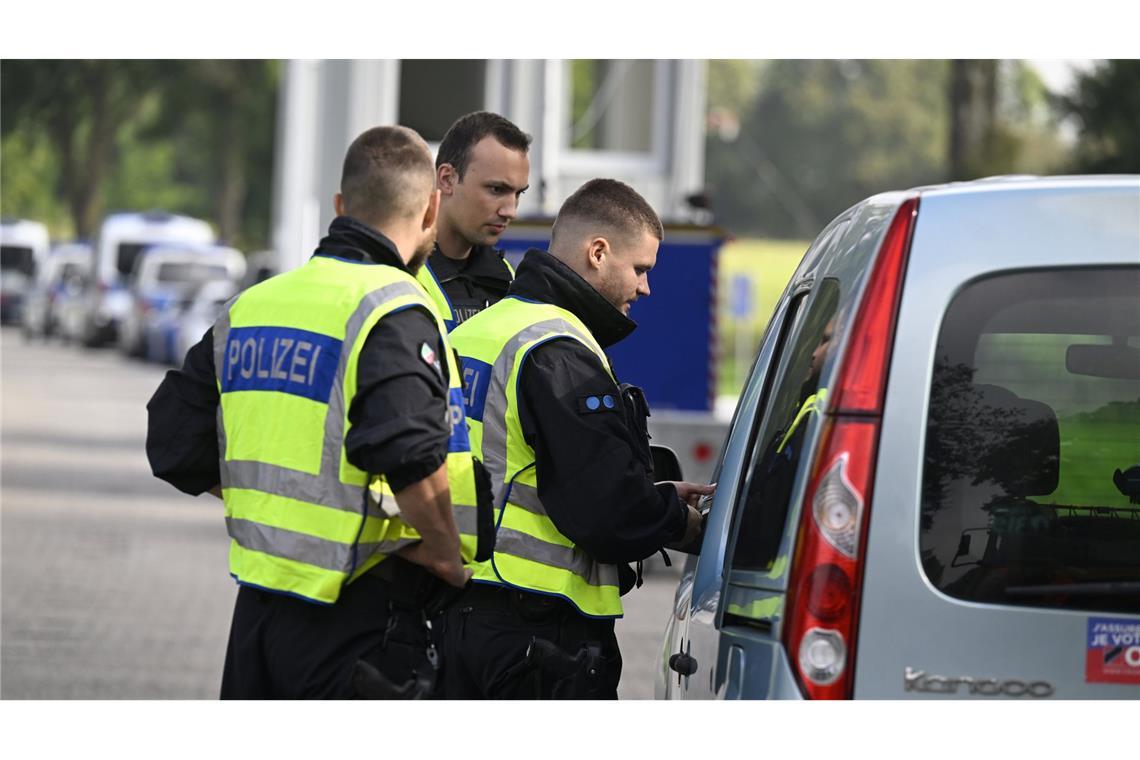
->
[[920, 267, 1139, 613]]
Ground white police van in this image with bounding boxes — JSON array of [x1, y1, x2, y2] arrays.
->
[[82, 211, 214, 346]]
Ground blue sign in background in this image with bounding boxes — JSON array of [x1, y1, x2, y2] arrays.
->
[[730, 273, 753, 319], [500, 224, 724, 412]]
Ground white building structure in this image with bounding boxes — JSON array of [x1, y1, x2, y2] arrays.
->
[[270, 59, 708, 271]]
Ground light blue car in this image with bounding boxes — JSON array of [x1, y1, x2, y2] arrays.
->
[[658, 176, 1140, 700]]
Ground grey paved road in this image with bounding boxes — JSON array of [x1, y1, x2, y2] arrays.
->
[[0, 328, 681, 699]]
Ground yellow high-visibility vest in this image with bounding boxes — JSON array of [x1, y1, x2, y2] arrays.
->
[[450, 296, 623, 618], [213, 254, 478, 604]]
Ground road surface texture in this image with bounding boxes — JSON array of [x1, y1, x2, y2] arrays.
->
[[1, 328, 681, 699]]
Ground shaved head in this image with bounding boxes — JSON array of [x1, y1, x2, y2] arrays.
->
[[550, 178, 663, 257], [339, 125, 436, 228]]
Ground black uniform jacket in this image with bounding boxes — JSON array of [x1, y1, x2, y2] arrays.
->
[[426, 242, 513, 326], [146, 216, 451, 495], [507, 249, 688, 582]]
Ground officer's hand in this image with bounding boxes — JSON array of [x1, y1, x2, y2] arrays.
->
[[662, 481, 716, 507], [398, 543, 472, 589], [661, 482, 715, 553]]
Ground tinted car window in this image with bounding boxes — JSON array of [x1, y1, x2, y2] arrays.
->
[[921, 268, 1139, 613], [730, 278, 841, 572]]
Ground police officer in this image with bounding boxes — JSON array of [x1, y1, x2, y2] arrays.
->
[[146, 125, 483, 699], [417, 111, 531, 331], [440, 179, 714, 699]]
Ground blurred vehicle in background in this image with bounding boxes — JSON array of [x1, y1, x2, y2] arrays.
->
[[153, 278, 241, 366], [1, 218, 50, 325], [82, 211, 214, 346], [118, 243, 244, 359], [21, 242, 92, 340], [242, 250, 277, 289], [659, 176, 1140, 700]]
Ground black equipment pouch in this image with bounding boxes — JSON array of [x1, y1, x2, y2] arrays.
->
[[351, 644, 439, 699], [472, 456, 495, 562], [524, 637, 612, 699], [351, 600, 442, 700], [619, 382, 653, 473]]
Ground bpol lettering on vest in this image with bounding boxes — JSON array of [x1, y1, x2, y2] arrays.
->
[[447, 387, 471, 453], [222, 326, 342, 403]]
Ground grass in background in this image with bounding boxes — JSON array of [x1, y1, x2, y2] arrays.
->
[[717, 238, 808, 397]]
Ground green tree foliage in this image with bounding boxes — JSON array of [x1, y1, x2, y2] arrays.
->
[[1061, 59, 1140, 173], [1, 60, 162, 239], [1, 60, 278, 250], [705, 60, 1071, 238], [707, 60, 950, 238]]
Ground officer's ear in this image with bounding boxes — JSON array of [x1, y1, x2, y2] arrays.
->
[[334, 192, 346, 217], [586, 236, 610, 272], [437, 164, 458, 195], [422, 189, 441, 232]]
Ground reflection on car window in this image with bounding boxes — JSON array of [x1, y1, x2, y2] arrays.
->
[[731, 278, 841, 572], [921, 268, 1140, 613]]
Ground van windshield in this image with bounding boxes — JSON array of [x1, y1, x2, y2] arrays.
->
[[118, 243, 152, 277], [920, 268, 1140, 613], [2, 246, 36, 276]]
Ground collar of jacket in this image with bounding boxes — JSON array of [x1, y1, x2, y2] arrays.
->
[[427, 242, 512, 289], [507, 248, 635, 349], [311, 215, 408, 271]]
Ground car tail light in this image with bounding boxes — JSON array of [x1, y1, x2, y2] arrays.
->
[[829, 197, 918, 416], [782, 197, 918, 699]]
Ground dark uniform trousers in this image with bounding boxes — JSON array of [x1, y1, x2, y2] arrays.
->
[[439, 583, 622, 699], [221, 559, 443, 699]]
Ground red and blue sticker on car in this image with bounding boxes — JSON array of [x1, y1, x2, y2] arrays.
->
[[1086, 617, 1140, 685]]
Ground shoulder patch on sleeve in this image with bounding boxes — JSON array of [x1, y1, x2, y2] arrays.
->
[[577, 393, 619, 415], [420, 341, 442, 377]]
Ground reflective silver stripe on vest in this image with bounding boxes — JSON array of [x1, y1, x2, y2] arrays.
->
[[494, 527, 619, 589], [480, 318, 596, 501], [453, 501, 480, 537], [479, 317, 619, 590], [214, 279, 424, 526], [226, 517, 418, 572], [506, 481, 543, 516]]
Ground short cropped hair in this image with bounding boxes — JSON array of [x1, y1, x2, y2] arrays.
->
[[340, 125, 435, 224], [551, 179, 664, 247], [436, 111, 532, 179]]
